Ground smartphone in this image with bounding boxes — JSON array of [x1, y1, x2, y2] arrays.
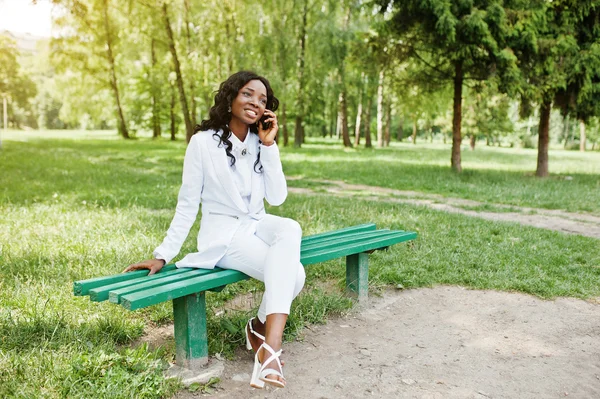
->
[[260, 113, 272, 130]]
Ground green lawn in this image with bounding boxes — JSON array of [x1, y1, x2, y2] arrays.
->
[[2, 132, 599, 214], [1, 131, 599, 398], [284, 138, 600, 215]]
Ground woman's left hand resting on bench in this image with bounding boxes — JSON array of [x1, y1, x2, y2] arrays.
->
[[123, 258, 165, 275]]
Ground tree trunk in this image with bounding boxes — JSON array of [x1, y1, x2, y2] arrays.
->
[[562, 114, 570, 149], [376, 69, 384, 147], [411, 119, 417, 144], [282, 103, 288, 146], [536, 101, 551, 177], [329, 98, 336, 138], [294, 0, 308, 148], [102, 0, 129, 139], [397, 116, 403, 141], [294, 115, 303, 146], [170, 84, 176, 141], [365, 96, 372, 148], [579, 119, 586, 151], [451, 61, 463, 172], [384, 101, 391, 146], [470, 134, 476, 150], [151, 38, 161, 138], [184, 0, 197, 128], [340, 91, 352, 147], [354, 88, 363, 146], [336, 97, 342, 139], [163, 2, 193, 143]]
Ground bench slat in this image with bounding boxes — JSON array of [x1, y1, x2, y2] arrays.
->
[[89, 268, 192, 302], [121, 269, 248, 311], [120, 231, 416, 311], [109, 269, 214, 304], [74, 264, 178, 296], [301, 223, 376, 244], [301, 231, 417, 265], [301, 230, 395, 252]]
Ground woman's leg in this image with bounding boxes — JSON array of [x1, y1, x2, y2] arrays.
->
[[217, 215, 305, 384], [253, 215, 304, 322], [253, 215, 303, 385], [217, 216, 305, 317]]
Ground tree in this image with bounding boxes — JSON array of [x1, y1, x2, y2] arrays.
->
[[511, 1, 580, 176], [378, 0, 520, 171], [294, 0, 309, 147], [161, 1, 193, 142], [0, 34, 37, 128], [51, 0, 130, 137], [553, 1, 600, 154], [349, 16, 391, 148]]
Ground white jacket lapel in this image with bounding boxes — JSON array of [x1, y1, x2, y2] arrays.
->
[[207, 132, 249, 212], [249, 136, 266, 213]]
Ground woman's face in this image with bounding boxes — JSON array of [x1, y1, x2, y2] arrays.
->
[[230, 79, 268, 126]]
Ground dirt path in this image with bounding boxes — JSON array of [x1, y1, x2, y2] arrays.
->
[[287, 178, 600, 239], [178, 287, 600, 398]]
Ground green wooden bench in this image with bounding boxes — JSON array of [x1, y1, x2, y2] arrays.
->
[[74, 223, 416, 370]]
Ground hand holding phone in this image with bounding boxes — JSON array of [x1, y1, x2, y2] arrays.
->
[[258, 110, 278, 145]]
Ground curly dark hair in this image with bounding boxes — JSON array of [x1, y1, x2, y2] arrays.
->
[[196, 71, 279, 172]]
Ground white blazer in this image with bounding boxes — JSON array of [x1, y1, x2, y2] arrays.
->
[[153, 129, 287, 269]]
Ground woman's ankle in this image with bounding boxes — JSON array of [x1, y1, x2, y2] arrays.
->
[[253, 317, 265, 330]]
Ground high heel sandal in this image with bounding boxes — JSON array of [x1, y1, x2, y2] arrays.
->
[[250, 342, 286, 389], [245, 317, 265, 351]]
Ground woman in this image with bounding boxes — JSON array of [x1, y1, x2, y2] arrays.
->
[[124, 71, 305, 389]]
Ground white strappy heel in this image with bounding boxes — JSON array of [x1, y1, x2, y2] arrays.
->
[[245, 317, 265, 351], [250, 342, 286, 389]]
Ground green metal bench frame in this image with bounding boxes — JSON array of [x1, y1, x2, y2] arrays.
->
[[74, 223, 416, 370]]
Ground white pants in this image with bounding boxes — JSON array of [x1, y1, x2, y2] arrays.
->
[[216, 214, 306, 323]]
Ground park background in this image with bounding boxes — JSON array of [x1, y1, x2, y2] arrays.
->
[[1, 0, 600, 397]]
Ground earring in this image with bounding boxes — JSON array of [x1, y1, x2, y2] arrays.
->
[[228, 106, 232, 113]]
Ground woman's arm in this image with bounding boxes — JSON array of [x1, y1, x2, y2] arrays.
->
[[152, 134, 204, 264], [258, 110, 287, 206], [260, 142, 287, 206]]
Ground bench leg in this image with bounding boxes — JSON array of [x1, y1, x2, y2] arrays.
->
[[173, 292, 208, 370], [346, 253, 369, 301]]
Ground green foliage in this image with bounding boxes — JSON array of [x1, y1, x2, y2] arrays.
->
[[553, 1, 600, 123], [380, 0, 520, 86], [462, 81, 514, 143], [0, 34, 37, 127]]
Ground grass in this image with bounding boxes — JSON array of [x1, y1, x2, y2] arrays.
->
[[1, 132, 599, 214], [284, 138, 600, 215], [1, 130, 599, 398]]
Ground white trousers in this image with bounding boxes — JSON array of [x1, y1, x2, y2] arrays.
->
[[216, 214, 306, 323]]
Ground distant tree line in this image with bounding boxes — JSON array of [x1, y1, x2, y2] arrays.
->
[[2, 0, 600, 176]]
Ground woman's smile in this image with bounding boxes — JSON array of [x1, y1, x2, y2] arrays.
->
[[245, 109, 258, 119]]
